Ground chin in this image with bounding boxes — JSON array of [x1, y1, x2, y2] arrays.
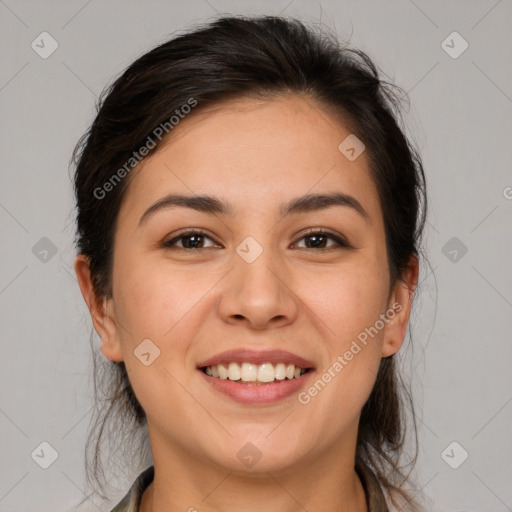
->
[[202, 433, 309, 475]]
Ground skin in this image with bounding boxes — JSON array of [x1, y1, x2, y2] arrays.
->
[[75, 94, 418, 512]]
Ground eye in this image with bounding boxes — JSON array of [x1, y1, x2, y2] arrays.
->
[[293, 229, 351, 250], [162, 228, 351, 251], [163, 230, 218, 250]]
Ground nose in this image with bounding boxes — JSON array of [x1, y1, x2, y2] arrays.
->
[[217, 244, 299, 331]]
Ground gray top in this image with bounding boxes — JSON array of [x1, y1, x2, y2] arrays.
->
[[110, 466, 154, 512]]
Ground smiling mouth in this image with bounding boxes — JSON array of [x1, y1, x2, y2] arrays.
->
[[201, 361, 312, 385]]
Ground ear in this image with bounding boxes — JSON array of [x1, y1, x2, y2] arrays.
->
[[381, 255, 419, 358], [74, 254, 124, 362]]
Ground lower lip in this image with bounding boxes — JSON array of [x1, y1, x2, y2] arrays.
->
[[198, 369, 314, 405]]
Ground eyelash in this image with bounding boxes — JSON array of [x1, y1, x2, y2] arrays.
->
[[162, 228, 351, 251]]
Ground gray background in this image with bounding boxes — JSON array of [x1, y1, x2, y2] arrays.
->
[[1, 0, 511, 511]]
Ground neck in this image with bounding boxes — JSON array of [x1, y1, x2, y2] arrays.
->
[[139, 428, 368, 512]]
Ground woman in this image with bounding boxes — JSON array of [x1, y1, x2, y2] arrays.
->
[[72, 15, 427, 512]]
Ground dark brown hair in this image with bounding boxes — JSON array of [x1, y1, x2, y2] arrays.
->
[[72, 15, 427, 510]]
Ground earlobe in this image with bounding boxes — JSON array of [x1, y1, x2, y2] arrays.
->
[[74, 254, 124, 362], [381, 255, 419, 358]]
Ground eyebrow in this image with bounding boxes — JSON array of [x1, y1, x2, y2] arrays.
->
[[138, 191, 370, 226]]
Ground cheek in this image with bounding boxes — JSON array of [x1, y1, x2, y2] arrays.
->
[[112, 248, 204, 343], [298, 269, 386, 428], [110, 258, 210, 422], [301, 254, 389, 347], [296, 253, 388, 407]]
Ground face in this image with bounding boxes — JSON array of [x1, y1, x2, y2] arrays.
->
[[76, 94, 416, 474]]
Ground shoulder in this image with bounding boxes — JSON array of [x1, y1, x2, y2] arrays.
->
[[110, 466, 155, 512]]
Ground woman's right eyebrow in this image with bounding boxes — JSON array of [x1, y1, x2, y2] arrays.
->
[[137, 192, 370, 227]]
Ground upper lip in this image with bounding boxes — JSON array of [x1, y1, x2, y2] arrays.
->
[[197, 348, 315, 369]]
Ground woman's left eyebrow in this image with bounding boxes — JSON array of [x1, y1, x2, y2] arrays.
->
[[138, 192, 370, 227]]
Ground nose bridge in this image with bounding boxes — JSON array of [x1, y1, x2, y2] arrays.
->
[[234, 234, 284, 297], [218, 233, 297, 328]]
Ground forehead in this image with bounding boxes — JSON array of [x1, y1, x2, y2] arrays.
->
[[119, 94, 382, 224]]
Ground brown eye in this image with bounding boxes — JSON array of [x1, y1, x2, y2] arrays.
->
[[163, 230, 217, 250], [294, 230, 350, 250], [162, 229, 351, 252]]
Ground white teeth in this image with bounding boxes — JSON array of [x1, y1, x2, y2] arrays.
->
[[228, 362, 241, 381], [241, 362, 258, 382], [274, 363, 286, 380], [218, 364, 229, 380], [257, 363, 275, 383], [204, 362, 308, 383]]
